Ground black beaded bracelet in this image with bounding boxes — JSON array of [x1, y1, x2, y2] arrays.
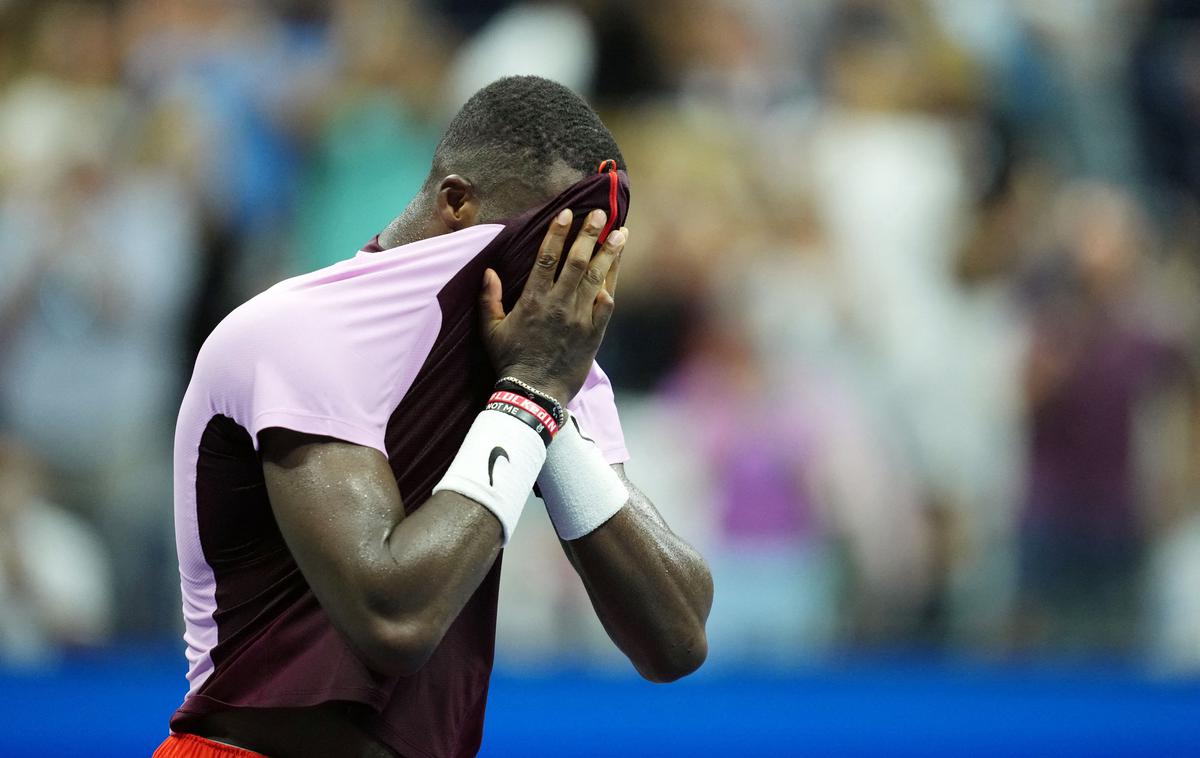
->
[[494, 376, 567, 427]]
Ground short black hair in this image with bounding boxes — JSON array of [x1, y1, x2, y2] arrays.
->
[[429, 76, 625, 205]]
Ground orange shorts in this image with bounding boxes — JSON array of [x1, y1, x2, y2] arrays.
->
[[153, 733, 269, 757]]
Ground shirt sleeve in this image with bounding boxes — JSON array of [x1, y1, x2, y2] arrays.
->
[[567, 362, 630, 464], [229, 295, 407, 455], [250, 347, 388, 454]]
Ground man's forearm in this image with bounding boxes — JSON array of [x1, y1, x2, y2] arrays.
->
[[374, 492, 504, 651], [561, 473, 713, 682], [364, 401, 553, 672]]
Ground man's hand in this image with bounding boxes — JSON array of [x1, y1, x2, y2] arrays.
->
[[479, 208, 627, 403]]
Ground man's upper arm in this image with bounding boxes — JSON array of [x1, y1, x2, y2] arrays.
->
[[259, 428, 404, 650]]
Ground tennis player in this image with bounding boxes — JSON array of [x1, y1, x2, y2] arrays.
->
[[155, 76, 713, 758]]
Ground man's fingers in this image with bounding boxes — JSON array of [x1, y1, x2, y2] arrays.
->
[[555, 209, 606, 294], [478, 268, 505, 331], [524, 208, 572, 297], [603, 226, 627, 298], [577, 227, 625, 312], [592, 288, 616, 330]]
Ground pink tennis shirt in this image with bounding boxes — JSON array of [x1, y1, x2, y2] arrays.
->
[[168, 171, 631, 757]]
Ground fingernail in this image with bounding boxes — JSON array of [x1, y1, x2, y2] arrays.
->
[[556, 208, 571, 225], [589, 209, 607, 229], [607, 230, 625, 247]]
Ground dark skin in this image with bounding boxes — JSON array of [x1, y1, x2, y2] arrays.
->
[[193, 172, 712, 757], [560, 466, 712, 681]]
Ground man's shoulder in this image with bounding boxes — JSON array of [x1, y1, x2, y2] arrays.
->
[[190, 284, 348, 404], [202, 286, 303, 353]]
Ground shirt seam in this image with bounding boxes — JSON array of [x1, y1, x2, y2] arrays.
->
[[252, 410, 379, 438]]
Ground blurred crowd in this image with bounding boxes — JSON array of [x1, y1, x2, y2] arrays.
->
[[1, 0, 1199, 673]]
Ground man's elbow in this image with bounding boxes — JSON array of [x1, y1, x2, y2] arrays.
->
[[636, 630, 708, 683], [355, 616, 442, 677]]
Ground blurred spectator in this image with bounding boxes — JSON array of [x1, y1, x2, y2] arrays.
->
[[668, 327, 841, 660], [0, 0, 200, 632], [0, 2, 126, 193], [446, 2, 596, 110], [1017, 183, 1196, 652], [0, 436, 114, 664], [805, 0, 1027, 645], [120, 0, 333, 353], [291, 0, 444, 271]]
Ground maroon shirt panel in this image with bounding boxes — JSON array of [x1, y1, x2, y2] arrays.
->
[[364, 170, 630, 757]]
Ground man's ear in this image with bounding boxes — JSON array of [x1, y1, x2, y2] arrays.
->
[[435, 175, 481, 231]]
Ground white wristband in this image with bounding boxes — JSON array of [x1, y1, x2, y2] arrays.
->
[[537, 415, 629, 540], [433, 409, 547, 545]]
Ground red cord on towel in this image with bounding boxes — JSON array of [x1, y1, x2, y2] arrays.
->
[[596, 159, 619, 245]]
